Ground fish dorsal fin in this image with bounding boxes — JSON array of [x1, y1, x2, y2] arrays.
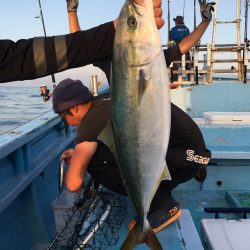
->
[[161, 164, 171, 181], [138, 69, 152, 105]]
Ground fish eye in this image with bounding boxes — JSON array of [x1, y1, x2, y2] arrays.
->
[[127, 16, 137, 29]]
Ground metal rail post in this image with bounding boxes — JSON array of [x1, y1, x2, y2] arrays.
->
[[236, 0, 243, 81], [209, 0, 218, 83], [91, 75, 99, 96], [243, 0, 249, 83], [194, 46, 199, 85]]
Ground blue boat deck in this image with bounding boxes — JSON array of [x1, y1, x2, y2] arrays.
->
[[0, 82, 250, 249], [106, 189, 237, 249]]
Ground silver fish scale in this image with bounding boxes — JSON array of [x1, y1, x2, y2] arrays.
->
[[111, 0, 171, 232]]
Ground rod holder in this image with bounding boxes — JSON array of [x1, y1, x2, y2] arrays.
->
[[91, 75, 99, 97]]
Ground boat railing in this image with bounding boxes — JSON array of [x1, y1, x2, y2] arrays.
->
[[163, 42, 250, 85], [0, 111, 76, 214], [165, 0, 250, 85]]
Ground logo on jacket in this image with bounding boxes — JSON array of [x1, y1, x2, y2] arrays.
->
[[186, 150, 210, 165]]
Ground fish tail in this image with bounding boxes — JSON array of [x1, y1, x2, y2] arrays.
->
[[120, 223, 163, 250]]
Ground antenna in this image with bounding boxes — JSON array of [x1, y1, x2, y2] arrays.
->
[[182, 0, 186, 20], [194, 0, 197, 29], [36, 0, 56, 83]]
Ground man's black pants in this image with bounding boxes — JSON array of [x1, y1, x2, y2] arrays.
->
[[88, 103, 211, 212]]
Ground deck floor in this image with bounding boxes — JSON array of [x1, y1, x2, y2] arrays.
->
[[109, 190, 233, 249]]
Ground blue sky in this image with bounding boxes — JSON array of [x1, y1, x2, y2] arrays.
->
[[0, 0, 249, 86]]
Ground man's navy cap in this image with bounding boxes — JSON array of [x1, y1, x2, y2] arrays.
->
[[173, 15, 184, 24], [52, 78, 94, 113]]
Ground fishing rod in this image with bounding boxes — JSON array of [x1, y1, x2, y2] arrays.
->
[[243, 0, 249, 83], [36, 0, 56, 84], [167, 0, 175, 83], [193, 0, 199, 85], [167, 0, 171, 44], [37, 0, 47, 37]]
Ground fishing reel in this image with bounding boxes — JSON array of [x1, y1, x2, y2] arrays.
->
[[40, 84, 51, 102], [168, 40, 176, 48]]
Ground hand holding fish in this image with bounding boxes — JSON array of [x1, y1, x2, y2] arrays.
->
[[66, 0, 79, 12], [61, 148, 74, 164], [198, 0, 216, 22], [133, 0, 165, 29]]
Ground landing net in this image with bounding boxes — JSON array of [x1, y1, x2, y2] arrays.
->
[[47, 179, 127, 249]]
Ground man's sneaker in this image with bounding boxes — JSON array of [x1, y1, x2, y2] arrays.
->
[[128, 199, 182, 233], [148, 199, 182, 233]]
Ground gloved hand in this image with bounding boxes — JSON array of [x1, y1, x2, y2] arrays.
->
[[198, 0, 216, 22], [66, 0, 79, 12]]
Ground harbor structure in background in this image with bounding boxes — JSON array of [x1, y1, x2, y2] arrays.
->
[[166, 0, 250, 85]]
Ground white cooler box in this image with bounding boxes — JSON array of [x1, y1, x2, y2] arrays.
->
[[203, 112, 250, 125], [201, 219, 250, 250], [51, 190, 77, 233]]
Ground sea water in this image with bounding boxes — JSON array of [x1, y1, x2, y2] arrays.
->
[[0, 74, 248, 135], [0, 83, 52, 135]]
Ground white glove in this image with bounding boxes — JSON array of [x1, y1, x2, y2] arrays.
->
[[66, 0, 79, 12], [198, 0, 216, 22]]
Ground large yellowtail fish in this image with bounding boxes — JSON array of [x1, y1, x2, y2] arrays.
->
[[111, 0, 171, 249]]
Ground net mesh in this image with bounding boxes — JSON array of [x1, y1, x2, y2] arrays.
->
[[47, 179, 127, 250]]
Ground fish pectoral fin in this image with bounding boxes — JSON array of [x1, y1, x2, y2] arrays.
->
[[161, 164, 172, 181], [120, 223, 163, 250], [138, 69, 152, 105]]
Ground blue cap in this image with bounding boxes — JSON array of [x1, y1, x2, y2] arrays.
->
[[52, 78, 94, 113]]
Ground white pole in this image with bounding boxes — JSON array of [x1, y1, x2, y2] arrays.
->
[[91, 75, 98, 96]]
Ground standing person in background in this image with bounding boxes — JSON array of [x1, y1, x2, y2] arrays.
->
[[171, 15, 190, 44], [170, 15, 191, 81]]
